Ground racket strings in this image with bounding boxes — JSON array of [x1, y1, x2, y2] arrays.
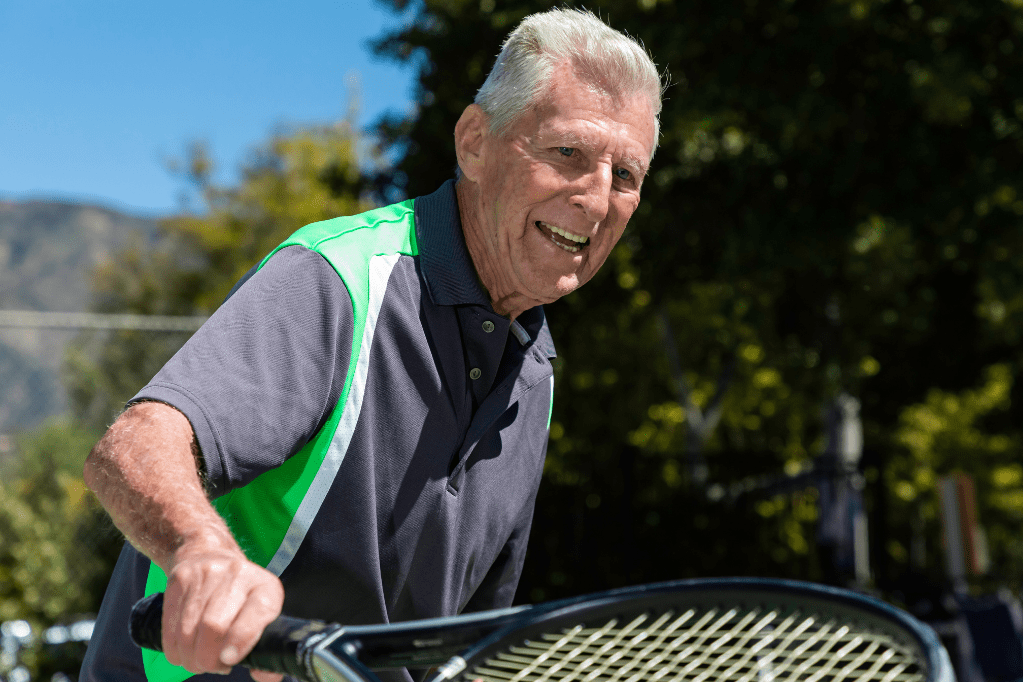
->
[[465, 605, 926, 682]]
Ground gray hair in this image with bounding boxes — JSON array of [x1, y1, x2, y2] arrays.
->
[[474, 8, 665, 160]]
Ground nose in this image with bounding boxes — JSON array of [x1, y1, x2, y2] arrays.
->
[[571, 163, 612, 223]]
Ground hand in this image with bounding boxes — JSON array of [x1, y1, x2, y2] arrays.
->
[[161, 538, 285, 680]]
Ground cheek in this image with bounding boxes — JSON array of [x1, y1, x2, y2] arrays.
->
[[605, 196, 639, 234], [621, 194, 641, 218]]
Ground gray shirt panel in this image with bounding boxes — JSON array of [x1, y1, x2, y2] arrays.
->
[[130, 245, 354, 496]]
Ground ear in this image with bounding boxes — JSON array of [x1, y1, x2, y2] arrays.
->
[[454, 104, 488, 183]]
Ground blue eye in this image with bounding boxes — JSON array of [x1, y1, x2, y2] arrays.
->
[[557, 147, 574, 157], [615, 167, 632, 181]]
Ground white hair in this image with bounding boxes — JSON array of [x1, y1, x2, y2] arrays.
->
[[474, 8, 666, 159]]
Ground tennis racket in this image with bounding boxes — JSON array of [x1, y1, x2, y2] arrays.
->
[[130, 577, 954, 682]]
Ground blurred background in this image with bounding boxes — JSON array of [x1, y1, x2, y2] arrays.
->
[[0, 0, 1020, 680]]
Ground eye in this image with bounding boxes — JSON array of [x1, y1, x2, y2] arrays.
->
[[614, 167, 632, 181], [557, 147, 575, 157]]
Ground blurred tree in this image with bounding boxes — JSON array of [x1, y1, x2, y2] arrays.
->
[[888, 363, 1021, 590], [0, 420, 113, 678], [369, 0, 1021, 600], [66, 121, 373, 431], [0, 420, 106, 625]]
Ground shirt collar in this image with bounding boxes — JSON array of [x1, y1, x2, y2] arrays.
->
[[517, 306, 556, 358], [415, 179, 490, 308], [415, 179, 556, 357]]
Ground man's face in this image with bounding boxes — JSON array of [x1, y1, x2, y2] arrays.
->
[[464, 61, 655, 313]]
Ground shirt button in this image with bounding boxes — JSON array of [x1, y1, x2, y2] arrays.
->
[[482, 320, 495, 333], [469, 368, 482, 380]]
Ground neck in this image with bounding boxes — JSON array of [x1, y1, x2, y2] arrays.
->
[[455, 178, 543, 321]]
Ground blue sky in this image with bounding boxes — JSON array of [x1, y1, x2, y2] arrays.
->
[[0, 0, 418, 216]]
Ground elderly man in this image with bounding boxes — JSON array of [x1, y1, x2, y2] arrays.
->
[[80, 8, 663, 682]]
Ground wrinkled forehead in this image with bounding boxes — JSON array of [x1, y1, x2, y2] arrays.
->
[[529, 86, 654, 168], [534, 60, 657, 156]]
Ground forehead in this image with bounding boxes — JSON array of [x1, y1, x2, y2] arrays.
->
[[526, 66, 655, 170]]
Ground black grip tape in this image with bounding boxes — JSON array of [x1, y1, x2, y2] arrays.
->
[[129, 592, 339, 680], [244, 614, 337, 678], [129, 591, 165, 652]]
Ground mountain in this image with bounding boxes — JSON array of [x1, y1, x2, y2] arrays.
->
[[0, 199, 161, 434]]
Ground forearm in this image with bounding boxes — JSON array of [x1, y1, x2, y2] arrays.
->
[[84, 401, 239, 571]]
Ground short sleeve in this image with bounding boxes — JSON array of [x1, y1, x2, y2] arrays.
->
[[130, 245, 354, 497]]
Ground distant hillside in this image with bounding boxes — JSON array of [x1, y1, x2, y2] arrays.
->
[[0, 200, 161, 433]]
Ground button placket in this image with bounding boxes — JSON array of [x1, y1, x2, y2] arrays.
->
[[455, 307, 510, 406]]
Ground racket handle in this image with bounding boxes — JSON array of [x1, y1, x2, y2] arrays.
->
[[129, 592, 339, 681]]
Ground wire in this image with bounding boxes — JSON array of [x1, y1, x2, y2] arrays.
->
[[0, 310, 207, 332]]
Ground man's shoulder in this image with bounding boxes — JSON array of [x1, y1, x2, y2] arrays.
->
[[285, 198, 419, 257]]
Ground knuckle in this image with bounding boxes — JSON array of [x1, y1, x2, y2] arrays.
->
[[169, 563, 195, 584], [200, 613, 233, 639], [251, 590, 282, 613], [205, 558, 233, 578]]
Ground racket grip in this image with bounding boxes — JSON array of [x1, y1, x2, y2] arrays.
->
[[129, 591, 165, 652], [129, 592, 339, 681]]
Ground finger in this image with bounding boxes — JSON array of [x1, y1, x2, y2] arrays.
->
[[217, 581, 284, 669], [162, 570, 197, 668], [250, 671, 285, 682], [190, 578, 252, 673], [168, 561, 237, 673]]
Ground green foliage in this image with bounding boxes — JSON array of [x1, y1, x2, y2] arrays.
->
[[0, 420, 113, 624], [0, 420, 119, 678], [370, 0, 1022, 599], [887, 364, 1022, 585], [66, 122, 373, 430]]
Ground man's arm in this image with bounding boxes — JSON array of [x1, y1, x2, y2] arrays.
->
[[83, 401, 283, 680]]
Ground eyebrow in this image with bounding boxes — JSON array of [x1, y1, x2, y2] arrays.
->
[[547, 130, 649, 179], [618, 154, 648, 180]]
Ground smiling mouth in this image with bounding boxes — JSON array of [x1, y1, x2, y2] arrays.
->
[[536, 221, 590, 254]]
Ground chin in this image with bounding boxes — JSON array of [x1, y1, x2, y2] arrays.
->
[[547, 280, 583, 301], [519, 267, 584, 304]]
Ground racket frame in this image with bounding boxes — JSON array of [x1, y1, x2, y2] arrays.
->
[[439, 578, 954, 682], [302, 578, 953, 682]]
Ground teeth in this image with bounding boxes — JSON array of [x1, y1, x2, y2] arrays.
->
[[539, 221, 589, 243]]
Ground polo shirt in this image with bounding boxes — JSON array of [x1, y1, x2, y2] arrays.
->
[[80, 180, 556, 682]]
